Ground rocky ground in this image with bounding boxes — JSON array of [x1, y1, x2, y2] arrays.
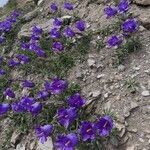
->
[[0, 0, 150, 150]]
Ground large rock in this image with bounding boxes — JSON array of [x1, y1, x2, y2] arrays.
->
[[18, 19, 53, 38], [134, 0, 150, 6], [23, 8, 39, 22]]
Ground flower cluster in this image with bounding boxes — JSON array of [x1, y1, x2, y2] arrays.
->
[[104, 0, 139, 48], [0, 1, 115, 150], [49, 2, 86, 53], [50, 2, 74, 13], [1, 78, 67, 116], [0, 11, 20, 74], [0, 10, 20, 44], [20, 25, 46, 57]]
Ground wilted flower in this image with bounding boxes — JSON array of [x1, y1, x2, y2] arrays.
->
[[63, 27, 75, 38], [75, 20, 86, 32], [52, 41, 64, 52], [0, 69, 6, 76], [79, 121, 96, 141], [45, 78, 68, 94], [37, 90, 50, 100], [64, 2, 74, 10], [107, 35, 122, 48], [0, 103, 10, 115], [49, 28, 61, 39], [29, 102, 42, 116], [67, 93, 86, 109], [50, 2, 58, 13], [121, 19, 138, 33], [96, 115, 113, 137], [118, 0, 130, 14], [104, 6, 117, 18], [53, 18, 63, 27], [56, 107, 77, 128], [4, 88, 15, 98], [35, 124, 53, 144], [22, 80, 35, 88], [55, 133, 78, 150]]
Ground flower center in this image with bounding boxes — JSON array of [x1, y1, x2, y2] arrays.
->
[[103, 121, 108, 128], [64, 115, 68, 118], [65, 140, 71, 146], [86, 128, 92, 133]]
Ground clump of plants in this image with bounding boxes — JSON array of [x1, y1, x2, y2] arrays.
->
[[0, 1, 116, 150], [96, 0, 141, 65]]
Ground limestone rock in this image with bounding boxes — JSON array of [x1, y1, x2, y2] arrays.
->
[[23, 8, 39, 22], [134, 0, 150, 6], [15, 143, 26, 150], [141, 90, 150, 97], [11, 130, 22, 147], [18, 19, 53, 38], [87, 59, 95, 67], [126, 145, 135, 150]]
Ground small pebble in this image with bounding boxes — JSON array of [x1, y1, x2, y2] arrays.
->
[[141, 90, 150, 97]]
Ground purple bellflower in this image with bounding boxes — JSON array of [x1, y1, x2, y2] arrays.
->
[[55, 133, 78, 150], [22, 80, 35, 88], [56, 107, 77, 128], [37, 90, 50, 100], [34, 49, 46, 57], [67, 93, 86, 109], [16, 54, 30, 64], [45, 78, 68, 94], [49, 28, 61, 39], [96, 115, 113, 137], [8, 59, 20, 67], [121, 19, 138, 34], [118, 0, 130, 14], [75, 20, 86, 32], [35, 124, 53, 144], [53, 18, 63, 27], [32, 26, 43, 35], [79, 121, 96, 141], [0, 69, 6, 76], [0, 103, 10, 115], [20, 96, 36, 111], [11, 102, 26, 113], [29, 102, 42, 116], [4, 88, 15, 98], [104, 6, 117, 18], [64, 2, 74, 10], [50, 3, 58, 13], [63, 27, 75, 38], [52, 41, 64, 52], [107, 35, 122, 48], [21, 42, 30, 50]]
